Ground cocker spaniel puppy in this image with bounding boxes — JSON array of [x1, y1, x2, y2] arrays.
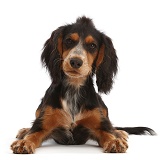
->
[[11, 16, 155, 154]]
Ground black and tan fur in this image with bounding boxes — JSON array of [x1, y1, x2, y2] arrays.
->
[[11, 16, 155, 154]]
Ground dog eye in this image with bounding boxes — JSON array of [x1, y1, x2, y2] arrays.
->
[[89, 43, 97, 49], [65, 38, 74, 45]]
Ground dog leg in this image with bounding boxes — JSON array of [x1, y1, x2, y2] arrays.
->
[[11, 106, 72, 154], [76, 108, 128, 153]]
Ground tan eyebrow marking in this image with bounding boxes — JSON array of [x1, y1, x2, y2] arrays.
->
[[70, 33, 79, 41], [85, 35, 95, 43]]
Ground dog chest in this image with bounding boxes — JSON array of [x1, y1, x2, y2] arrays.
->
[[61, 87, 82, 118], [61, 97, 80, 123]]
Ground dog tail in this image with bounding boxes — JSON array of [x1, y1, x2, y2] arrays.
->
[[115, 127, 156, 135]]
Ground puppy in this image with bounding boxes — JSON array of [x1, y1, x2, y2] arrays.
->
[[11, 16, 155, 154]]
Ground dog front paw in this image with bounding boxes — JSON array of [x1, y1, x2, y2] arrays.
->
[[103, 138, 128, 153], [11, 139, 35, 154]]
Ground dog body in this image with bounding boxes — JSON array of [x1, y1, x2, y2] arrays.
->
[[11, 17, 155, 154]]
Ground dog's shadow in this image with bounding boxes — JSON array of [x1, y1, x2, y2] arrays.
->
[[38, 139, 101, 153]]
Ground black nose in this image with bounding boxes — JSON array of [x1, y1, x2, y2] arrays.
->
[[70, 58, 83, 69]]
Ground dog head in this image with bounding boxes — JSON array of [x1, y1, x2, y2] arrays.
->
[[41, 16, 118, 94]]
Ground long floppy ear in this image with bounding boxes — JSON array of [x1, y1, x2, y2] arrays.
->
[[96, 35, 118, 94], [41, 26, 64, 85]]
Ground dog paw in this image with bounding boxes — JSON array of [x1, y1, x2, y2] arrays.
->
[[11, 139, 35, 154], [103, 138, 128, 153], [16, 128, 30, 139]]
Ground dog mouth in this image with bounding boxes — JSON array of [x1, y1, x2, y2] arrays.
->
[[64, 70, 83, 78]]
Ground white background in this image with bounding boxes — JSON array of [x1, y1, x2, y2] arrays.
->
[[0, 0, 160, 159]]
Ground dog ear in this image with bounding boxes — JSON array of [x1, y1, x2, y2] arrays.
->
[[41, 26, 64, 85], [96, 35, 118, 94]]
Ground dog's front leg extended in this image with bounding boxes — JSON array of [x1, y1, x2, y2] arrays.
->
[[11, 106, 70, 154], [76, 108, 128, 153], [11, 130, 47, 154]]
